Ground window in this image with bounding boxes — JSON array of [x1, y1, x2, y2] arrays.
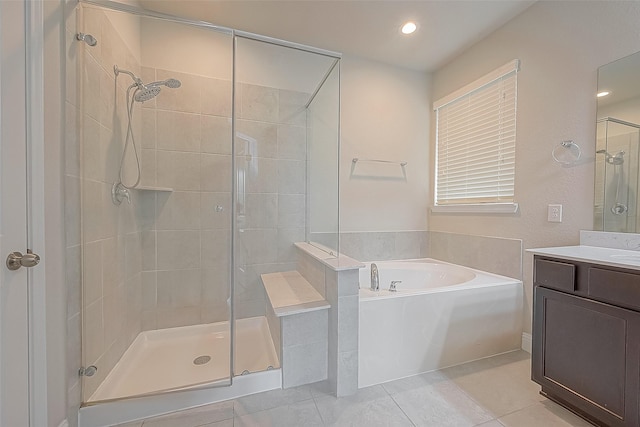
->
[[433, 60, 519, 212]]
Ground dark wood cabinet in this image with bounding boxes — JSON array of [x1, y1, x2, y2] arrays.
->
[[533, 256, 640, 427]]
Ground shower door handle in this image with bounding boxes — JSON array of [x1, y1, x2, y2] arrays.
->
[[6, 250, 40, 271]]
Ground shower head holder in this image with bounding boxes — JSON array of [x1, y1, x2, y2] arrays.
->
[[76, 33, 97, 46], [114, 65, 143, 87]]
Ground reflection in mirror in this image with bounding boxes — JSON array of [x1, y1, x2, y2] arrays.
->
[[595, 51, 640, 232]]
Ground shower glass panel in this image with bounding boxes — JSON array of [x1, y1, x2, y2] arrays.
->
[[307, 63, 340, 254], [595, 117, 640, 233], [233, 36, 339, 375], [77, 3, 234, 403]]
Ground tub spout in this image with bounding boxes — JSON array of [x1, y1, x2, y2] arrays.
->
[[389, 281, 401, 292], [371, 263, 379, 291]]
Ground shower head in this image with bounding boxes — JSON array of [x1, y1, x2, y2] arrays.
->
[[134, 86, 162, 102], [148, 78, 182, 89], [114, 65, 181, 103], [132, 78, 181, 102]]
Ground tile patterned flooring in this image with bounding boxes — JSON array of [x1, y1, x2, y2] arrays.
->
[[115, 351, 593, 427]]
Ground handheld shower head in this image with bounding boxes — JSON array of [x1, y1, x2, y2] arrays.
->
[[148, 78, 182, 89], [131, 77, 181, 103]]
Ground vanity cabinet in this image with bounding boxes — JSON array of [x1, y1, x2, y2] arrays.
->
[[532, 256, 640, 427]]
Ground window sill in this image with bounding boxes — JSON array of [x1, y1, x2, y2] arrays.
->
[[431, 203, 519, 214]]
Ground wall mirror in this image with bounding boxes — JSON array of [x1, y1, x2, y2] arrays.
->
[[594, 51, 640, 232]]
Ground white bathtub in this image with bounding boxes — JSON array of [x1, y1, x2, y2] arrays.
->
[[358, 258, 523, 388]]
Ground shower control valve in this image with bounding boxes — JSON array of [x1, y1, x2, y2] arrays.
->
[[112, 182, 131, 206]]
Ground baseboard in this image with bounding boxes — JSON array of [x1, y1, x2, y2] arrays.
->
[[58, 420, 69, 427], [521, 332, 532, 354]]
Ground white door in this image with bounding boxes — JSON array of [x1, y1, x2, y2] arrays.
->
[[0, 1, 31, 425]]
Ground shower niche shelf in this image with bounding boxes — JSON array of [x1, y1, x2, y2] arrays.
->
[[133, 186, 173, 192]]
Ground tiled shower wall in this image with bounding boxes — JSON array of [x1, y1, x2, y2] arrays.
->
[[134, 65, 311, 326], [234, 84, 310, 319], [136, 66, 234, 329]]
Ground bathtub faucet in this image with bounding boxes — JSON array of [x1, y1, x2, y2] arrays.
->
[[370, 263, 379, 291], [390, 281, 401, 292]]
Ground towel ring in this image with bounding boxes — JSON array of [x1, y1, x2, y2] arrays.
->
[[552, 140, 581, 165]]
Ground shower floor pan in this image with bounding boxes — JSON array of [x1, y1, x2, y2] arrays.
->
[[89, 316, 279, 402]]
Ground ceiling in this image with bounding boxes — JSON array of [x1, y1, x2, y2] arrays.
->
[[138, 0, 536, 72]]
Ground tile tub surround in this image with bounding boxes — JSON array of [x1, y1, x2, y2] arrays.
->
[[112, 351, 592, 427], [340, 231, 521, 279], [339, 230, 429, 261], [262, 270, 330, 388], [428, 231, 523, 280], [294, 243, 363, 397]]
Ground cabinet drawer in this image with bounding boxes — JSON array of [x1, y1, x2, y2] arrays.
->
[[588, 267, 640, 311], [535, 258, 575, 292]]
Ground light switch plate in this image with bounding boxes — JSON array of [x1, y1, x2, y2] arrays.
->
[[548, 204, 562, 222]]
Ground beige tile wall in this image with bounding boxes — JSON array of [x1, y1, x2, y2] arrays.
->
[[340, 230, 522, 281], [137, 67, 310, 326], [428, 231, 523, 279]]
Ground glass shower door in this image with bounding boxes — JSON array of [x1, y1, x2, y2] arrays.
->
[[75, 2, 234, 403]]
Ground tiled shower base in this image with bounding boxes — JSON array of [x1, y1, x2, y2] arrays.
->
[[88, 316, 280, 402]]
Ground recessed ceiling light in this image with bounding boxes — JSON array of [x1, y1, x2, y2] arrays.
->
[[597, 91, 610, 98], [401, 21, 417, 35]]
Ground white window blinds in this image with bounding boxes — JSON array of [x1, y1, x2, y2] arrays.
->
[[434, 60, 519, 206]]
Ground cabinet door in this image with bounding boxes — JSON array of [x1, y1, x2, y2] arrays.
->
[[532, 286, 640, 427]]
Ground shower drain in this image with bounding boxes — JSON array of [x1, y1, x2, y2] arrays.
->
[[193, 355, 211, 365]]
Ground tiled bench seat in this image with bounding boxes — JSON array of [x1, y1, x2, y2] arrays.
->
[[261, 271, 330, 388]]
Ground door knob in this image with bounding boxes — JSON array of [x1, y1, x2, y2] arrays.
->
[[6, 250, 40, 271]]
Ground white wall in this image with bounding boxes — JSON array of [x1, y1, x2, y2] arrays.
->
[[429, 0, 640, 333], [340, 55, 430, 232]]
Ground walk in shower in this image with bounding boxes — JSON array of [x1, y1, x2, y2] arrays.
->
[[67, 1, 339, 423], [595, 117, 640, 232]]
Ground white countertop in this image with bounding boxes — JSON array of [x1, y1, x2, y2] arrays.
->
[[527, 245, 640, 271]]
